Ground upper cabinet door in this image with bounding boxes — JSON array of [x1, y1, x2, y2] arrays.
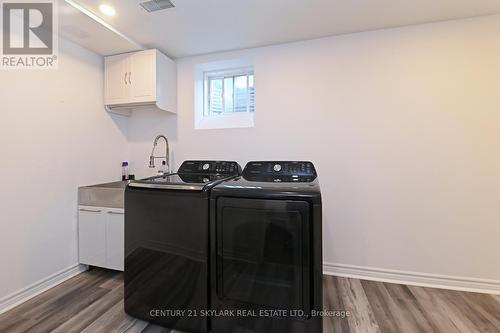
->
[[104, 53, 130, 105], [129, 50, 156, 103]]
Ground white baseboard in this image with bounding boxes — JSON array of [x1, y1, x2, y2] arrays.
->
[[323, 262, 500, 295], [1, 262, 498, 315], [0, 264, 87, 315]]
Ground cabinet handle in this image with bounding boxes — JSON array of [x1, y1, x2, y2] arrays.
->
[[128, 71, 132, 84], [107, 211, 124, 215], [80, 208, 102, 213], [124, 72, 127, 85]]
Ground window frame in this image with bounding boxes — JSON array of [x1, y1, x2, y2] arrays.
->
[[194, 58, 255, 130], [203, 66, 255, 117]]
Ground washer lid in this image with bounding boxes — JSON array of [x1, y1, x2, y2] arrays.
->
[[129, 160, 242, 191], [129, 173, 231, 191]]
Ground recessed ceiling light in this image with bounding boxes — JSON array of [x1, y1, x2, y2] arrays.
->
[[99, 4, 116, 16]]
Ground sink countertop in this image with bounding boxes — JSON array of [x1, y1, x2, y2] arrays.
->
[[78, 181, 130, 209], [79, 180, 130, 190]]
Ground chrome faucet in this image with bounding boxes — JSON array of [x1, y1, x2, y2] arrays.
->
[[149, 135, 169, 173]]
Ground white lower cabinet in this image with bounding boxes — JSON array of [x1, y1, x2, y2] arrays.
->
[[78, 207, 106, 267], [105, 210, 125, 271], [78, 206, 124, 271]]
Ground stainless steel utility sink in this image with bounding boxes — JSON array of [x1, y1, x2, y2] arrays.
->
[[78, 181, 129, 208]]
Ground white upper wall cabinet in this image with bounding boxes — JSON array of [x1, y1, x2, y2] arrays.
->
[[104, 49, 177, 115]]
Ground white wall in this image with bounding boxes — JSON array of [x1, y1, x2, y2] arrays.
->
[[128, 15, 500, 282], [2, 13, 499, 303], [0, 39, 128, 300]]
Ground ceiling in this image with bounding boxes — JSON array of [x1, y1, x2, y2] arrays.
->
[[59, 0, 141, 55], [69, 0, 500, 58]]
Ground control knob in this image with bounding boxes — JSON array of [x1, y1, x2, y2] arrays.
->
[[202, 163, 210, 170], [273, 164, 282, 172]]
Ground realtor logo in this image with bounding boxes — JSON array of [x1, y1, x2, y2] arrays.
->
[[1, 0, 58, 69]]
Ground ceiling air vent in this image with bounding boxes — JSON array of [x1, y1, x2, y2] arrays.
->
[[140, 0, 175, 12]]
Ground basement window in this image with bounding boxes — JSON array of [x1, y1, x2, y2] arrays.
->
[[205, 68, 255, 116], [194, 60, 255, 129]]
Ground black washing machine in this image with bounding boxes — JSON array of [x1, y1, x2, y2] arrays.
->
[[124, 160, 241, 333], [209, 161, 322, 333]]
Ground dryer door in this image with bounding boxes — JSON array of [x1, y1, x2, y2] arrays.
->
[[215, 197, 311, 313]]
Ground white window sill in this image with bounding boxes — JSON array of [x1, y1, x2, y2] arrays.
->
[[195, 113, 254, 130]]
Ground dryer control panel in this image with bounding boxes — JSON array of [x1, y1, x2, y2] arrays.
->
[[243, 161, 317, 180], [178, 160, 242, 175]]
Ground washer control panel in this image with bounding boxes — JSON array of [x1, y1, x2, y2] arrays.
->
[[178, 160, 241, 175], [243, 161, 317, 180]]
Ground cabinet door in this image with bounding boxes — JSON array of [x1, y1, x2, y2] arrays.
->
[[78, 207, 106, 267], [105, 209, 124, 271], [105, 53, 130, 105], [129, 50, 156, 103]]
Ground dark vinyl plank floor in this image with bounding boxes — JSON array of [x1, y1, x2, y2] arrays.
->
[[0, 268, 499, 333]]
